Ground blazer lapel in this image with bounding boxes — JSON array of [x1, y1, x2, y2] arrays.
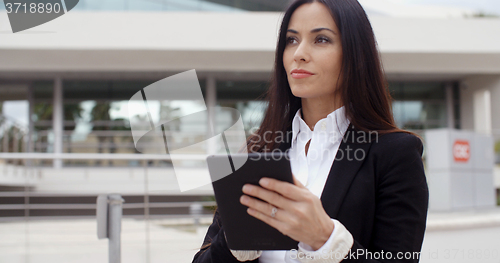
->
[[277, 123, 373, 217], [319, 124, 372, 218]]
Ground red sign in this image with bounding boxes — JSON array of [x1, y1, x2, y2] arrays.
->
[[453, 140, 470, 163]]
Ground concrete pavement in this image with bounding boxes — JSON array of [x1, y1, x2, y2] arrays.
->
[[1, 208, 500, 263]]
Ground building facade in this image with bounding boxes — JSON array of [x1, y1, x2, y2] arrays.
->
[[0, 1, 499, 194]]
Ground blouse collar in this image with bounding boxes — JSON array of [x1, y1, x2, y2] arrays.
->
[[291, 105, 350, 145]]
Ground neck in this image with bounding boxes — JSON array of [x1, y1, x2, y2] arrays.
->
[[301, 95, 342, 131]]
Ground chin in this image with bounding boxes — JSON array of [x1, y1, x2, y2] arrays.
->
[[290, 86, 315, 99]]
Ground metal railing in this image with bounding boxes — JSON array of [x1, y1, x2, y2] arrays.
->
[[2, 127, 248, 166], [0, 153, 216, 222]]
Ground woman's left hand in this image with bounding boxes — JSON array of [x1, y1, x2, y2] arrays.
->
[[240, 176, 334, 251]]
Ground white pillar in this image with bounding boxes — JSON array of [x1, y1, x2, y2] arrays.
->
[[206, 75, 217, 154], [460, 76, 500, 132], [473, 89, 492, 135], [445, 83, 455, 129], [27, 84, 34, 153], [53, 77, 63, 168]]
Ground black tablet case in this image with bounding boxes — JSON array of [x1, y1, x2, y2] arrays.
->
[[207, 153, 299, 250]]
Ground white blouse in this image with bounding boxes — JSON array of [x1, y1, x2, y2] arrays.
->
[[232, 106, 354, 263]]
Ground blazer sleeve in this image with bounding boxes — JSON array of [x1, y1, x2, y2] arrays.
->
[[192, 209, 259, 263], [343, 134, 429, 263]]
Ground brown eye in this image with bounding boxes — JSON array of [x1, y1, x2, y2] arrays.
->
[[286, 37, 298, 45], [316, 36, 330, 43]]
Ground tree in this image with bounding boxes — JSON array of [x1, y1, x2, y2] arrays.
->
[[90, 102, 112, 165]]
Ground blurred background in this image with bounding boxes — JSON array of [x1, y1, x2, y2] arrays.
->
[[0, 0, 499, 262]]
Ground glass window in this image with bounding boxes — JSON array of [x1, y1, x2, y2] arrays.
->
[[217, 100, 267, 136], [24, 79, 460, 165], [0, 82, 30, 158], [392, 101, 447, 130], [388, 82, 455, 131], [389, 82, 445, 101], [216, 80, 268, 101], [50, 79, 209, 166], [216, 80, 268, 135]]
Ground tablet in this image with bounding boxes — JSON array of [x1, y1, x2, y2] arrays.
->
[[207, 152, 299, 250]]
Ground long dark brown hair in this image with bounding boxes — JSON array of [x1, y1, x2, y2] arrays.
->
[[196, 0, 418, 254], [247, 0, 415, 153]]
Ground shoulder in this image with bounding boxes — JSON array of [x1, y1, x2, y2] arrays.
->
[[366, 132, 425, 180], [370, 131, 423, 157]]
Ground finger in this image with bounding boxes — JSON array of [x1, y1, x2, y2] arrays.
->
[[241, 194, 298, 230], [240, 195, 285, 221], [258, 177, 304, 202], [292, 174, 306, 188], [246, 207, 293, 238], [241, 184, 289, 209]]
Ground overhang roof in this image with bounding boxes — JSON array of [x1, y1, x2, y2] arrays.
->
[[1, 11, 499, 77]]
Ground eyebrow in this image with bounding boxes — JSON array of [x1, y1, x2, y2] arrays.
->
[[287, 27, 337, 35]]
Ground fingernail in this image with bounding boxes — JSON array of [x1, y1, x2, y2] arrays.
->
[[240, 195, 248, 204], [260, 178, 269, 186], [242, 184, 252, 192]]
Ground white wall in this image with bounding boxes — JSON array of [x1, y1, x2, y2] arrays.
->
[[1, 12, 500, 75]]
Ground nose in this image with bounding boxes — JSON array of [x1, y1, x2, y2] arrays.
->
[[293, 41, 311, 62]]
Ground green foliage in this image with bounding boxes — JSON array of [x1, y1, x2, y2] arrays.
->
[[495, 140, 500, 154], [33, 103, 83, 122], [201, 196, 217, 212], [0, 126, 24, 152], [33, 103, 53, 122], [465, 11, 499, 18], [64, 104, 83, 121], [91, 103, 112, 123], [473, 12, 499, 18]]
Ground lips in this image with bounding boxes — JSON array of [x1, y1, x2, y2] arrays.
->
[[290, 69, 314, 79]]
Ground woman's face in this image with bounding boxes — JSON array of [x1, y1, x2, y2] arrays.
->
[[283, 2, 343, 101]]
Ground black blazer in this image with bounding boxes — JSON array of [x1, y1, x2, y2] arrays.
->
[[193, 124, 429, 263]]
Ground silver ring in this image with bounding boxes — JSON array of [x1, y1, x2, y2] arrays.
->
[[270, 207, 278, 218]]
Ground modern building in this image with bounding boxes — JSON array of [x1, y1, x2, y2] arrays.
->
[[0, 0, 499, 217]]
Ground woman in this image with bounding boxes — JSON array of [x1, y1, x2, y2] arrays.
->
[[193, 0, 428, 262]]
